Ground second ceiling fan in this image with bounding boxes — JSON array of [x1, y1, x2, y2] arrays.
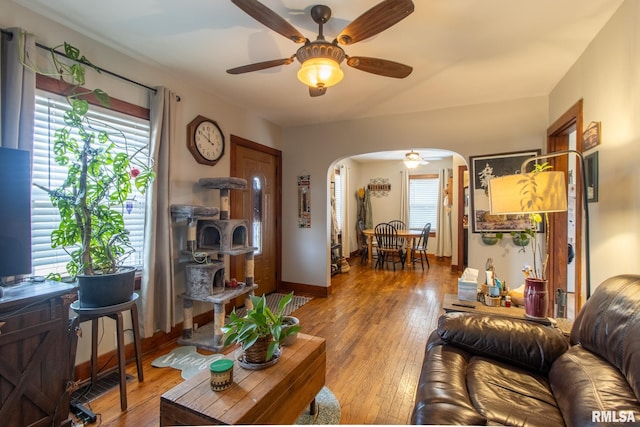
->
[[227, 0, 415, 97]]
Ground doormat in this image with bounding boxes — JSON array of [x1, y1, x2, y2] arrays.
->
[[233, 292, 312, 317], [151, 345, 224, 379], [296, 386, 341, 425], [70, 371, 134, 405]]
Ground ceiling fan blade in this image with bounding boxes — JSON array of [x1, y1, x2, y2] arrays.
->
[[231, 0, 306, 43], [309, 86, 327, 97], [336, 0, 414, 45], [347, 56, 413, 78], [226, 57, 295, 74]]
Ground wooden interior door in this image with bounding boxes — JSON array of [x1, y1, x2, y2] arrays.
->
[[546, 100, 584, 318], [230, 135, 281, 298]]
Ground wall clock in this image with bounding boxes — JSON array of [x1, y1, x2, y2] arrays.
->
[[187, 115, 225, 166]]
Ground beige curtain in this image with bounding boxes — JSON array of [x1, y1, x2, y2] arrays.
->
[[436, 168, 452, 257], [1, 28, 35, 150], [339, 164, 350, 255], [400, 170, 409, 226], [140, 86, 177, 337]]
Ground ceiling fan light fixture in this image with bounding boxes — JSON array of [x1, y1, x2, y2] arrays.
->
[[403, 150, 424, 169], [296, 41, 345, 88], [297, 57, 344, 88]]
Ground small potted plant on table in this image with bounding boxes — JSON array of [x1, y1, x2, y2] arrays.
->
[[222, 292, 301, 368]]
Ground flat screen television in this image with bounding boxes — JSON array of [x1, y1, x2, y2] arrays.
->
[[0, 147, 32, 280]]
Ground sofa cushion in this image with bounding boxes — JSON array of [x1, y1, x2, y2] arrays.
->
[[550, 345, 640, 427], [467, 357, 565, 427], [411, 330, 487, 425], [570, 274, 640, 401], [438, 312, 569, 374]]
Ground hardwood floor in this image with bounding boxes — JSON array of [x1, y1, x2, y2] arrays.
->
[[80, 256, 459, 426]]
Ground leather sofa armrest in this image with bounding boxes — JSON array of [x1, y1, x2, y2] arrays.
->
[[412, 330, 488, 426], [438, 312, 569, 374]]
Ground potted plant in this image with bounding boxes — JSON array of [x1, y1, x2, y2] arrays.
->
[[222, 292, 302, 366], [28, 43, 155, 307], [510, 229, 534, 250], [480, 232, 503, 245], [518, 163, 553, 318], [281, 315, 300, 346]]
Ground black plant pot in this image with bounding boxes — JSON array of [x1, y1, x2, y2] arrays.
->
[[77, 266, 136, 308]]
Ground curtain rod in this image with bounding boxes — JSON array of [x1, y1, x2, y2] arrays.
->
[[2, 28, 181, 100]]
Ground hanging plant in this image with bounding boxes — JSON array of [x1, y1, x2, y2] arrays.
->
[[481, 232, 503, 245]]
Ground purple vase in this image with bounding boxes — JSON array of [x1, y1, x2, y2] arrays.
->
[[525, 278, 549, 319]]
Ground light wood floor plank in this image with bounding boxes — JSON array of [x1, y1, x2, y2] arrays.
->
[[81, 256, 458, 425]]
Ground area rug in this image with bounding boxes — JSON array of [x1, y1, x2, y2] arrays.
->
[[296, 386, 341, 425], [233, 292, 312, 317], [151, 345, 224, 379]]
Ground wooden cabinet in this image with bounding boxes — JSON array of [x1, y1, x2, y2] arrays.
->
[[0, 281, 77, 427]]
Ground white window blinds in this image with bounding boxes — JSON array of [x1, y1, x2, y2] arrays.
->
[[32, 91, 151, 277], [408, 175, 439, 230]]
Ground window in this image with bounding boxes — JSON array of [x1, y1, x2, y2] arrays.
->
[[251, 176, 263, 255], [409, 174, 440, 230], [32, 90, 151, 277]]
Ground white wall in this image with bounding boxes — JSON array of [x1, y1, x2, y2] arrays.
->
[[2, 0, 282, 363], [549, 0, 640, 295], [283, 97, 549, 288]]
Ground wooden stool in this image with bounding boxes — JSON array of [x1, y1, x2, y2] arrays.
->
[[71, 293, 144, 410]]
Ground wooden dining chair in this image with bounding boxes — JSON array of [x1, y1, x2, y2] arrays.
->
[[388, 220, 406, 230], [411, 223, 431, 270], [374, 223, 405, 271], [388, 220, 407, 249]]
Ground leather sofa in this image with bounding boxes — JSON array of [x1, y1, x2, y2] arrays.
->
[[412, 274, 640, 426]]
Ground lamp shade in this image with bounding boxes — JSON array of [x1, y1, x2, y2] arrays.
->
[[403, 151, 424, 169], [297, 58, 344, 88], [488, 171, 568, 214]]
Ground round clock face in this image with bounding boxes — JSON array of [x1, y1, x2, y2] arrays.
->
[[187, 116, 225, 165]]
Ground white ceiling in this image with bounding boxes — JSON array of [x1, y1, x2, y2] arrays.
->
[[15, 0, 622, 129]]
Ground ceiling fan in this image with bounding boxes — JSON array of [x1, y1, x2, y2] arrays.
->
[[227, 0, 415, 97]]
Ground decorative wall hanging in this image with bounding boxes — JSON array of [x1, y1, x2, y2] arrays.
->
[[585, 151, 598, 202], [583, 121, 601, 151], [298, 175, 311, 228], [368, 178, 391, 198], [470, 150, 541, 233]]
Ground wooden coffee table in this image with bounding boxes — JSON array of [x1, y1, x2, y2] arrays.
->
[[160, 333, 326, 425]]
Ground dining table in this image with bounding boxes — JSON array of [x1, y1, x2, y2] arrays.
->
[[362, 228, 424, 268]]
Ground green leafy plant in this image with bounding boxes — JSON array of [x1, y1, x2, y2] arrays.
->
[[517, 162, 553, 279], [27, 42, 155, 278], [222, 292, 302, 361]]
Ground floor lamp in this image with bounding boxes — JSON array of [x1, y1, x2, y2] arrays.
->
[[488, 150, 591, 303]]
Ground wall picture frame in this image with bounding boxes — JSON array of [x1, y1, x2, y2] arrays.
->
[[470, 150, 541, 233], [583, 121, 601, 151], [297, 175, 311, 228]]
